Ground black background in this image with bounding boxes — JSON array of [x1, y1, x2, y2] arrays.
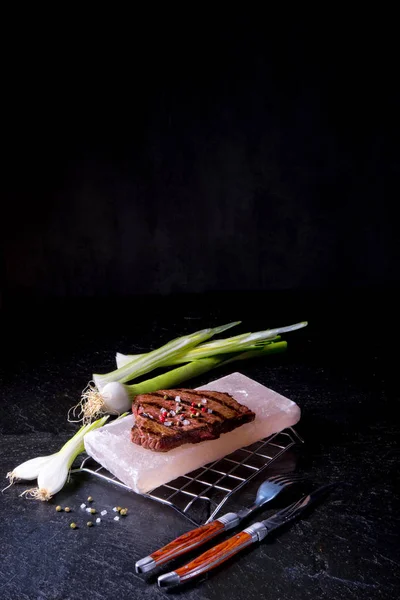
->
[[2, 16, 398, 304], [1, 15, 400, 600]]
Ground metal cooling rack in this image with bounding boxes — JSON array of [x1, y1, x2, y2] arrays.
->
[[76, 427, 302, 526]]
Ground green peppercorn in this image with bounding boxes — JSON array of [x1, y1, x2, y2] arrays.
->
[[56, 505, 62, 512], [70, 522, 77, 529]]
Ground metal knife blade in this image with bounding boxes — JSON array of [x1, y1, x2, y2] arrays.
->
[[260, 482, 338, 535]]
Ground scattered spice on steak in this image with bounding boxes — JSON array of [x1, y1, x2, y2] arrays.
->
[[131, 389, 255, 452]]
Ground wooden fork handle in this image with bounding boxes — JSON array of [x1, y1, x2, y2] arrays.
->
[[158, 530, 255, 587], [136, 519, 228, 573], [136, 512, 242, 573], [150, 520, 225, 567], [135, 513, 241, 573]]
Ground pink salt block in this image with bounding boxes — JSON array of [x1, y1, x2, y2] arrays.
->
[[84, 372, 300, 494]]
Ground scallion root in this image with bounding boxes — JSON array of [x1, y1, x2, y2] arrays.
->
[[68, 382, 106, 424], [6, 471, 16, 484], [2, 472, 17, 492], [20, 487, 53, 501]]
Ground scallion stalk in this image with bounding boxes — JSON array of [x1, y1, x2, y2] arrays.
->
[[115, 336, 283, 369], [114, 322, 306, 369]]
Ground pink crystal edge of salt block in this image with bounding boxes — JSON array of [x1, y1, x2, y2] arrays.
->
[[84, 372, 301, 494]]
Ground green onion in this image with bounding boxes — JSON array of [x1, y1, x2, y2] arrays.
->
[[21, 416, 109, 501], [115, 322, 306, 369], [115, 335, 282, 368]]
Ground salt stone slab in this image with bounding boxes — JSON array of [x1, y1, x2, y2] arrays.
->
[[84, 372, 300, 494]]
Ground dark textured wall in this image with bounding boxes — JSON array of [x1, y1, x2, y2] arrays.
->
[[2, 21, 398, 301]]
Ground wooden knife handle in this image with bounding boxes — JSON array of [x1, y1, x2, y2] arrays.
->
[[150, 520, 226, 567], [170, 530, 254, 584]]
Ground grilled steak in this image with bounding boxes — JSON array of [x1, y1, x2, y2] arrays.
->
[[131, 389, 255, 452]]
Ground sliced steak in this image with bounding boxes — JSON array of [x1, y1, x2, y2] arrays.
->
[[131, 388, 255, 452]]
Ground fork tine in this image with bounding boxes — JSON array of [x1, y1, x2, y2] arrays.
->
[[279, 477, 306, 488], [267, 477, 286, 486], [268, 473, 305, 485], [270, 472, 304, 480], [279, 474, 306, 484], [265, 475, 287, 485], [268, 473, 296, 484]]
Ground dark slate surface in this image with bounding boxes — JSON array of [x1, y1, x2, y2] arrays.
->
[[0, 292, 399, 600]]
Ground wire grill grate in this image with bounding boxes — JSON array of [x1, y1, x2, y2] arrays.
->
[[76, 427, 302, 525]]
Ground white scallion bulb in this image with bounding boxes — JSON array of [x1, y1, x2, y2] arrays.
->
[[101, 382, 132, 414], [36, 454, 70, 501], [4, 455, 56, 490]]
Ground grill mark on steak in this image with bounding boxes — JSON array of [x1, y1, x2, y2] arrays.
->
[[135, 391, 229, 424], [134, 390, 248, 424], [138, 391, 194, 410], [172, 389, 244, 413]]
